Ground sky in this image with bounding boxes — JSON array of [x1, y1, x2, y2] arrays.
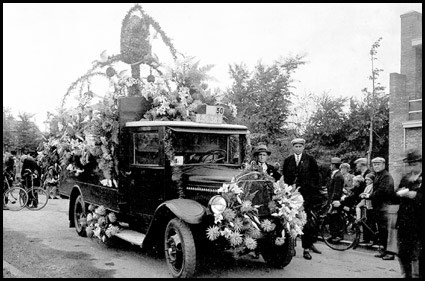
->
[[3, 3, 423, 131]]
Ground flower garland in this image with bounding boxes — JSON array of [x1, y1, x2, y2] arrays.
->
[[79, 205, 121, 244], [206, 164, 306, 254]]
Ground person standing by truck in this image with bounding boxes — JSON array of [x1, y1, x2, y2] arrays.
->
[[251, 143, 281, 181], [282, 138, 323, 260]]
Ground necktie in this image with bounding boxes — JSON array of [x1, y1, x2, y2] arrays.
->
[[296, 155, 300, 166]]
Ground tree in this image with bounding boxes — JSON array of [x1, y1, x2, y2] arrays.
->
[[3, 107, 16, 152], [364, 37, 385, 164], [226, 57, 304, 130], [224, 55, 305, 163], [303, 91, 349, 162], [15, 113, 43, 154]]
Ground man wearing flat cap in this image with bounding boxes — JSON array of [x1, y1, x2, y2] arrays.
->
[[395, 148, 423, 278], [282, 138, 323, 259], [251, 144, 281, 181], [354, 157, 372, 178], [369, 156, 397, 260]]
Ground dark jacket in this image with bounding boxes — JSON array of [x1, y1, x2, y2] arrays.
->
[[21, 157, 42, 186], [396, 173, 422, 236], [327, 170, 345, 205], [282, 153, 322, 207], [370, 169, 396, 210], [265, 163, 282, 182]]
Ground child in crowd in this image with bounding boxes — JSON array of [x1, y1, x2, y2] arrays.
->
[[356, 173, 375, 221]]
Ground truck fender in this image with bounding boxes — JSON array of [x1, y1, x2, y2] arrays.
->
[[142, 199, 206, 251], [157, 198, 206, 224]]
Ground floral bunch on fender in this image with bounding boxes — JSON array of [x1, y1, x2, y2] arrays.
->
[[79, 205, 121, 244], [206, 163, 306, 255]]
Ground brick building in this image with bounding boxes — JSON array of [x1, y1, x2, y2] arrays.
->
[[389, 11, 422, 185]]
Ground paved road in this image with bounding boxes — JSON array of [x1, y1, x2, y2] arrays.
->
[[3, 198, 402, 278]]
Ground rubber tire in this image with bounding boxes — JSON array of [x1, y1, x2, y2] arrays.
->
[[74, 195, 87, 237], [164, 218, 197, 278], [320, 215, 360, 251], [261, 233, 295, 269]]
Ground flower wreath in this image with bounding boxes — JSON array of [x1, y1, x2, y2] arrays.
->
[[206, 162, 307, 254]]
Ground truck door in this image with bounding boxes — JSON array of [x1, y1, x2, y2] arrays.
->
[[128, 129, 165, 216]]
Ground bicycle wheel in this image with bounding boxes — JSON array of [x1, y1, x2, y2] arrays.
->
[[320, 213, 360, 251], [4, 187, 28, 211], [26, 188, 49, 210]]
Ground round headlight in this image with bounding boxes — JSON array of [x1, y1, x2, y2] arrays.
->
[[208, 195, 227, 214]]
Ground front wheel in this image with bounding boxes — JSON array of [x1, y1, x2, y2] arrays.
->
[[164, 218, 196, 278], [4, 187, 28, 211], [73, 195, 87, 237], [261, 233, 295, 268], [320, 213, 360, 251]]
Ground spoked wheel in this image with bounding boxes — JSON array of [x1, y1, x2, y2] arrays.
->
[[3, 187, 28, 211], [164, 218, 196, 278], [26, 188, 49, 210], [74, 195, 87, 237], [320, 214, 360, 251]]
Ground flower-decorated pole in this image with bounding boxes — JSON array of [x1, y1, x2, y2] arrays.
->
[[120, 4, 179, 97]]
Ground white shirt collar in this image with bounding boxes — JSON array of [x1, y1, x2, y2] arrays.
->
[[331, 169, 338, 178]]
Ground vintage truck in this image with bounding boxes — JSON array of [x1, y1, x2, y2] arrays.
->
[[59, 97, 295, 278]]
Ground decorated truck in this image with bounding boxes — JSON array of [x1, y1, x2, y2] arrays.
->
[[56, 100, 303, 278]]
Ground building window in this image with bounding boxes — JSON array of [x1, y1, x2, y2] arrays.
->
[[408, 99, 422, 120]]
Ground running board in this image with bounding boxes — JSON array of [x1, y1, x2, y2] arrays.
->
[[114, 229, 146, 247]]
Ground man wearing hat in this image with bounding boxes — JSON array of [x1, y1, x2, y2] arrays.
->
[[395, 148, 422, 278], [369, 156, 397, 260], [327, 157, 345, 207], [354, 157, 372, 178], [252, 144, 281, 181], [282, 138, 323, 259]]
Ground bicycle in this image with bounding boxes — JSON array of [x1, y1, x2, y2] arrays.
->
[[3, 171, 28, 211], [319, 203, 381, 251], [21, 169, 49, 210]]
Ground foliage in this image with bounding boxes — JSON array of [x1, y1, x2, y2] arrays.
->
[[3, 107, 16, 152], [225, 56, 305, 139], [303, 91, 389, 165], [223, 56, 305, 164], [7, 112, 43, 154], [206, 163, 306, 255]]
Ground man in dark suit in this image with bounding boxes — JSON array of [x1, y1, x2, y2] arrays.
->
[[20, 154, 42, 208], [327, 157, 345, 206], [282, 138, 324, 260], [251, 144, 281, 181]]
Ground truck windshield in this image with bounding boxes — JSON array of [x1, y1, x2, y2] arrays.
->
[[172, 132, 240, 165]]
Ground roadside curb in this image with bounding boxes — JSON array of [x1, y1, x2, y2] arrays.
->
[[3, 260, 33, 278]]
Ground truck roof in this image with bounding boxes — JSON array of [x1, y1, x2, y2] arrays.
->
[[125, 120, 249, 134]]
